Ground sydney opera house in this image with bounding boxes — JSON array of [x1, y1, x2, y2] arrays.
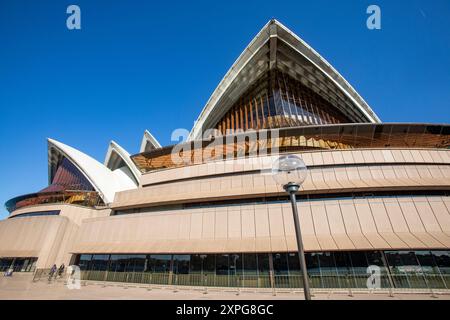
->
[[1, 20, 450, 291]]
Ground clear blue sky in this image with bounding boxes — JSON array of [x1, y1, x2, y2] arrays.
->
[[0, 0, 449, 218]]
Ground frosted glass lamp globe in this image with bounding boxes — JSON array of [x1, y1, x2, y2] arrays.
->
[[272, 155, 307, 190]]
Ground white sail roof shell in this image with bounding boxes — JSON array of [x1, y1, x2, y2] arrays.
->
[[139, 130, 162, 153], [189, 19, 381, 140], [48, 138, 137, 204], [104, 140, 141, 185]]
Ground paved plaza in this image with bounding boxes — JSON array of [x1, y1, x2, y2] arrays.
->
[[0, 273, 449, 300]]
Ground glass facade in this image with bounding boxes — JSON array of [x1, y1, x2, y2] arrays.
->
[[214, 71, 352, 135], [0, 257, 37, 272], [5, 157, 105, 213], [131, 123, 450, 172], [9, 210, 60, 219], [43, 157, 96, 193], [75, 250, 450, 290], [5, 191, 103, 213], [114, 191, 450, 216]]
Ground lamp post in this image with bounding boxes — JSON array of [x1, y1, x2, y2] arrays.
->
[[272, 155, 311, 300]]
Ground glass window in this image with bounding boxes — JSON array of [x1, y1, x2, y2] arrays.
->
[[432, 251, 450, 274], [108, 255, 120, 272], [365, 251, 390, 276], [173, 255, 190, 274], [316, 252, 340, 288], [203, 255, 215, 276], [333, 252, 352, 276], [229, 254, 242, 276], [113, 255, 130, 272], [91, 254, 109, 271], [243, 254, 258, 276], [257, 253, 270, 275], [306, 253, 321, 276], [126, 255, 146, 272], [78, 254, 93, 271], [216, 254, 229, 275], [10, 210, 60, 219], [287, 252, 300, 276], [348, 251, 369, 275], [272, 253, 289, 275], [415, 251, 439, 274], [385, 251, 422, 274], [316, 252, 337, 276], [149, 255, 172, 273], [0, 259, 12, 272], [385, 251, 428, 289], [189, 254, 204, 274]]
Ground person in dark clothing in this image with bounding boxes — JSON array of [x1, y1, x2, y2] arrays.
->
[[48, 264, 57, 281], [57, 263, 65, 278]]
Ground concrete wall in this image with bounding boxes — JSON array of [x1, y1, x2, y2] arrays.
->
[[113, 149, 450, 209], [2, 148, 449, 267], [72, 195, 450, 254], [0, 204, 110, 268]]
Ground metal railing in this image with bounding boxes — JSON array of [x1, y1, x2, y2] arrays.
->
[[33, 268, 68, 282], [32, 269, 450, 292]]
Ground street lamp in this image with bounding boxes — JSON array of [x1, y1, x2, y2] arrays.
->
[[272, 155, 311, 300]]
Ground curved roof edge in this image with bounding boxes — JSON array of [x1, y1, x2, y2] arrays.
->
[[140, 130, 162, 153], [104, 140, 141, 184], [188, 19, 381, 141], [47, 138, 136, 204]]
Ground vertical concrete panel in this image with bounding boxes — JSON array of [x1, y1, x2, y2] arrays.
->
[[189, 211, 203, 239], [339, 200, 373, 249], [202, 209, 215, 239], [301, 153, 313, 166], [368, 199, 393, 233], [267, 203, 285, 237], [391, 150, 405, 162], [429, 198, 450, 234], [215, 208, 228, 239], [297, 202, 316, 236], [420, 150, 433, 163], [362, 150, 375, 163], [412, 198, 442, 232], [227, 208, 241, 239], [311, 152, 324, 165], [382, 165, 396, 180], [321, 167, 340, 189], [410, 150, 425, 163], [352, 150, 365, 163], [310, 169, 327, 190], [416, 166, 433, 179], [321, 151, 334, 165], [311, 202, 337, 250], [383, 198, 409, 233], [331, 151, 344, 165], [281, 202, 295, 237], [254, 205, 270, 237], [325, 202, 346, 234], [398, 198, 426, 233], [241, 206, 256, 238], [342, 151, 355, 164], [401, 150, 414, 162], [438, 150, 450, 162], [382, 150, 395, 162], [345, 167, 365, 188], [178, 214, 191, 240], [325, 201, 355, 249], [334, 167, 349, 184], [340, 200, 362, 234], [371, 150, 385, 163], [164, 214, 178, 239]]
